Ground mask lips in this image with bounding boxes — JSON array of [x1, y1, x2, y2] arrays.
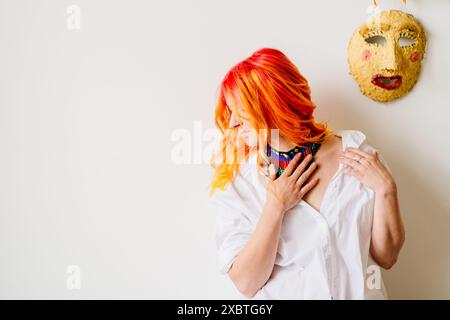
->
[[371, 74, 402, 90]]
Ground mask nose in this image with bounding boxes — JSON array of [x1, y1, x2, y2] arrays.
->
[[382, 40, 400, 72]]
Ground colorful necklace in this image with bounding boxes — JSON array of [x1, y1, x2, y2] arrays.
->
[[266, 141, 321, 178]]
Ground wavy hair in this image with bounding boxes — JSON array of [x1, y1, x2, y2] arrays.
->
[[208, 48, 332, 196]]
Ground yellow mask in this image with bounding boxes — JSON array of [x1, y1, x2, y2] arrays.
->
[[348, 10, 427, 102]]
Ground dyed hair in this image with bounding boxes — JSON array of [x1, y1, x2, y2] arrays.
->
[[208, 48, 332, 196]]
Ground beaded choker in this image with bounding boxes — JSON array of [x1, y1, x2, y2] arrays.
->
[[266, 142, 321, 178]]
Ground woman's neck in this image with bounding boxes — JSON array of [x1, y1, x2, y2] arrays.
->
[[269, 135, 298, 152]]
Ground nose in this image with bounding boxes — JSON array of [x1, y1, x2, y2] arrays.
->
[[383, 40, 400, 72], [228, 110, 243, 129]]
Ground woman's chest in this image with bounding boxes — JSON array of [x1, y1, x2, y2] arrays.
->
[[274, 179, 375, 267], [300, 153, 341, 213]]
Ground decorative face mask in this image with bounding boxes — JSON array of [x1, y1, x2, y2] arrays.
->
[[348, 10, 426, 102]]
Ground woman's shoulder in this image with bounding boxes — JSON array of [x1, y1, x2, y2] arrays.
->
[[334, 128, 386, 154], [335, 128, 392, 173], [210, 153, 261, 207], [333, 129, 367, 149]]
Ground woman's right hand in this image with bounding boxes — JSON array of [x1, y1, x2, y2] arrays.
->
[[265, 153, 319, 214]]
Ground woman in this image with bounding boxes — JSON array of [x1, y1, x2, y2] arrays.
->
[[208, 48, 405, 299]]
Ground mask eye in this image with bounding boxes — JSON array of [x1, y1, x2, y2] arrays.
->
[[398, 30, 418, 48], [398, 37, 416, 47], [364, 31, 386, 46], [365, 35, 386, 45]]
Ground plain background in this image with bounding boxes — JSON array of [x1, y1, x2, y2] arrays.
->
[[0, 0, 449, 299]]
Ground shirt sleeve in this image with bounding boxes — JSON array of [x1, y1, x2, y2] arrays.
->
[[210, 187, 255, 275]]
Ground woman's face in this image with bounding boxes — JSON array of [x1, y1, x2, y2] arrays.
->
[[225, 93, 258, 147]]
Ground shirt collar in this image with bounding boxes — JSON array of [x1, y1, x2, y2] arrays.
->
[[244, 129, 367, 186], [333, 129, 367, 150]]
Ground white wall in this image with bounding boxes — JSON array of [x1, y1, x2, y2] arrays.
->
[[0, 0, 449, 299]]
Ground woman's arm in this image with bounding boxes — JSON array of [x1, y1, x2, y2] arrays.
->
[[228, 153, 319, 297], [370, 183, 405, 269], [339, 147, 405, 269], [227, 199, 284, 298]]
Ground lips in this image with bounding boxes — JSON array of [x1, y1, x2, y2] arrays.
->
[[371, 74, 402, 90]]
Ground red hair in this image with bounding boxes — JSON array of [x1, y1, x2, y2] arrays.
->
[[209, 48, 332, 196]]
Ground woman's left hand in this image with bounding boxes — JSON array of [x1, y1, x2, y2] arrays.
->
[[338, 147, 396, 194]]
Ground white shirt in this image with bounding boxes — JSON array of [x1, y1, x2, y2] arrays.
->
[[210, 129, 392, 300]]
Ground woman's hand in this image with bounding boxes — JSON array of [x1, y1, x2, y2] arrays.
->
[[339, 147, 404, 269], [338, 147, 396, 194], [265, 153, 319, 214], [229, 154, 318, 298]]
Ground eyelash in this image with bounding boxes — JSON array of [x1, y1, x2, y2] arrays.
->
[[399, 30, 417, 38], [364, 30, 383, 38]]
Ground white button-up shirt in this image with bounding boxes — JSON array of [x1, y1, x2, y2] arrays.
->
[[210, 129, 391, 299]]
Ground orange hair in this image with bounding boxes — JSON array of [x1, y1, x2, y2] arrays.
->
[[208, 48, 332, 196]]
